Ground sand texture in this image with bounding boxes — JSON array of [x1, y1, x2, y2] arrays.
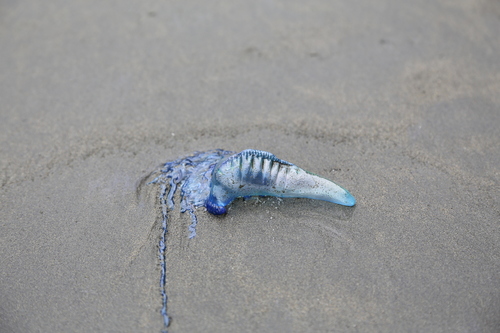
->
[[1, 1, 499, 332]]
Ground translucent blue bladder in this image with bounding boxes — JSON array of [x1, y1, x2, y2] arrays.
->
[[206, 149, 356, 215]]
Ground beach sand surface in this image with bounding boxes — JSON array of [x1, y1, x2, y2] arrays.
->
[[1, 1, 499, 332]]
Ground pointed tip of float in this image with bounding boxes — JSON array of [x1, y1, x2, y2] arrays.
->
[[343, 192, 356, 206]]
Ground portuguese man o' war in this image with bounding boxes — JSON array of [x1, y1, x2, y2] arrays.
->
[[150, 149, 356, 237], [148, 149, 356, 330]]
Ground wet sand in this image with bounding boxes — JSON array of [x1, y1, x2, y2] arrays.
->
[[1, 1, 499, 332]]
